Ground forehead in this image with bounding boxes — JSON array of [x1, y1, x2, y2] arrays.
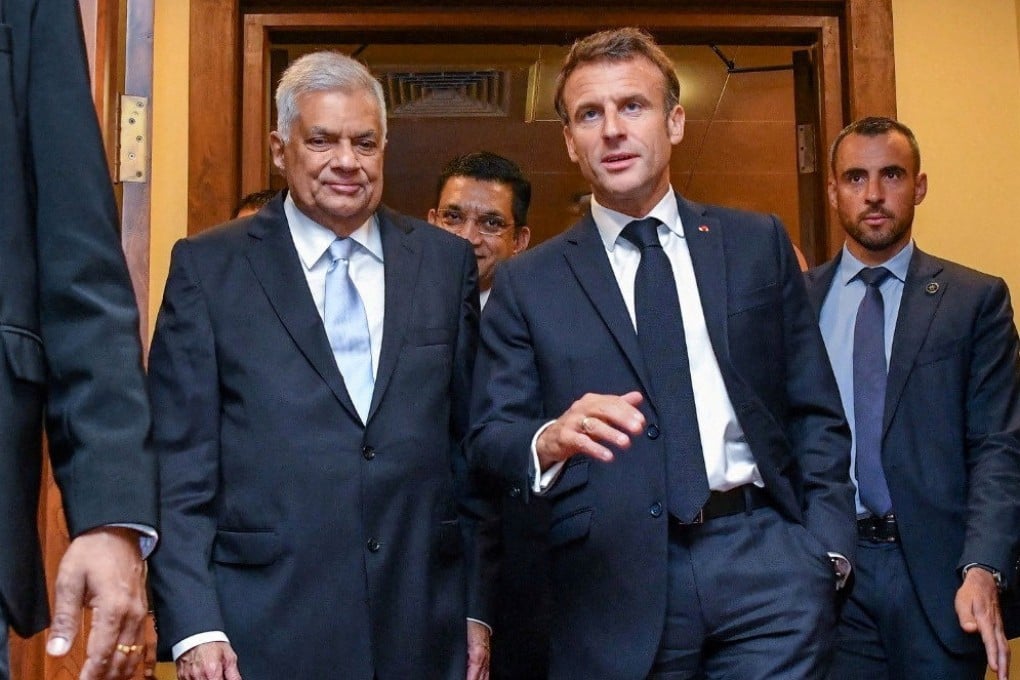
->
[[438, 176, 514, 213], [835, 131, 916, 173], [562, 56, 666, 107], [290, 88, 383, 134]]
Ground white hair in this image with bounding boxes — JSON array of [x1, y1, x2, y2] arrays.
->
[[275, 51, 387, 141]]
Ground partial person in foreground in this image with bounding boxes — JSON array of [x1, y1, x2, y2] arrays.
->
[[467, 27, 855, 680], [805, 116, 1020, 680], [429, 151, 550, 679], [0, 1, 158, 679], [147, 50, 494, 680]]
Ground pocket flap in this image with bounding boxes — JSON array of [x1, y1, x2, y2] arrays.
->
[[212, 530, 282, 566], [2, 327, 46, 384], [548, 508, 592, 547]]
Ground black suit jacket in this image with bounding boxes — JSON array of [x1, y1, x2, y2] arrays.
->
[[0, 0, 155, 636], [805, 247, 1020, 652], [147, 197, 495, 679], [468, 195, 855, 679]]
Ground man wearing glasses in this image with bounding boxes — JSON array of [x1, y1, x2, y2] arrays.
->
[[430, 152, 550, 680], [429, 152, 531, 309]]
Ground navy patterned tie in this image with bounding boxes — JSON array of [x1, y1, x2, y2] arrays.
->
[[621, 218, 710, 522], [853, 266, 893, 516], [324, 238, 374, 422]]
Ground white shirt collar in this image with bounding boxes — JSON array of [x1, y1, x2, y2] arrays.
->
[[284, 192, 384, 270], [590, 189, 684, 252]]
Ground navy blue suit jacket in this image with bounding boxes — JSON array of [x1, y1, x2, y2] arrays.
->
[[468, 194, 855, 679], [805, 247, 1020, 652], [0, 0, 155, 636], [148, 196, 495, 679]]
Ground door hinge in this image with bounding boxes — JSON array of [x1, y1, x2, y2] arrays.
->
[[117, 95, 149, 183]]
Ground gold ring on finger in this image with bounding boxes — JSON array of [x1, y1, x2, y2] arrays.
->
[[580, 416, 594, 433]]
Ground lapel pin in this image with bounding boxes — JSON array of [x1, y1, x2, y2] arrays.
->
[[925, 281, 939, 294], [698, 225, 710, 232]]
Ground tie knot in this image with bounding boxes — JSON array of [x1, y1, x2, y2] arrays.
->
[[329, 238, 355, 263], [857, 266, 891, 288], [620, 217, 663, 250]]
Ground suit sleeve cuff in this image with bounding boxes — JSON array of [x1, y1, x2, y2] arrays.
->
[[172, 631, 230, 661]]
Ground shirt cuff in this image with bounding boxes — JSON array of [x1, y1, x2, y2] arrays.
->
[[530, 420, 564, 495], [108, 523, 158, 559], [467, 617, 492, 634], [172, 631, 230, 661]]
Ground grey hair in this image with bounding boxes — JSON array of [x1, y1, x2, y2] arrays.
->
[[275, 51, 387, 142]]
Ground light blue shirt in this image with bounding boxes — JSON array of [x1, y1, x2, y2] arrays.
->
[[818, 241, 914, 516]]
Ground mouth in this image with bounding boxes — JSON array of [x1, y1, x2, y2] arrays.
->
[[601, 152, 638, 171], [323, 180, 364, 196], [860, 211, 893, 227]]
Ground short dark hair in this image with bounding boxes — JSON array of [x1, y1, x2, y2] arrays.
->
[[829, 116, 922, 174], [435, 152, 531, 229], [235, 189, 277, 217], [554, 27, 680, 125]]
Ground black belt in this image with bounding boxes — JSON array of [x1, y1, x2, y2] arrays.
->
[[857, 514, 899, 543], [675, 485, 771, 525]]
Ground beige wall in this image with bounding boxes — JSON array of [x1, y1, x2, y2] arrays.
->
[[150, 0, 189, 339], [892, 0, 1020, 304]]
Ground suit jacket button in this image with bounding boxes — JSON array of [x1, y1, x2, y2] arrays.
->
[[362, 445, 375, 460], [649, 502, 663, 517], [647, 424, 660, 440], [367, 538, 381, 552], [508, 485, 521, 498]]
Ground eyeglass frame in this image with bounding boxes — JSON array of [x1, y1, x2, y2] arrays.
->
[[434, 207, 516, 237]]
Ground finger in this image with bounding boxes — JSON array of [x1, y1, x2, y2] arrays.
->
[[86, 593, 146, 680], [224, 653, 243, 680], [106, 643, 145, 680], [47, 561, 87, 656]]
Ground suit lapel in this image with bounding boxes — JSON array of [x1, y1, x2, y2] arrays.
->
[[884, 248, 944, 434], [677, 195, 730, 364], [804, 254, 841, 315], [370, 206, 421, 423], [244, 199, 361, 420], [562, 215, 654, 398]]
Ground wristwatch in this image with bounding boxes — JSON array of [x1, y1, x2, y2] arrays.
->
[[961, 562, 1005, 591]]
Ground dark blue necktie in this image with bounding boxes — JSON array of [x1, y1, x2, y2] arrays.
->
[[621, 218, 710, 522], [853, 266, 893, 517]]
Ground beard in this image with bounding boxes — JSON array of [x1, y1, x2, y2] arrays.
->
[[845, 207, 912, 253]]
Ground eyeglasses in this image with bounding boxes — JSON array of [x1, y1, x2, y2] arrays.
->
[[436, 208, 514, 237]]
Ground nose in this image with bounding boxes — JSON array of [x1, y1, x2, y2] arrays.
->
[[865, 176, 883, 204], [461, 221, 484, 246], [602, 108, 623, 139], [330, 140, 360, 172]]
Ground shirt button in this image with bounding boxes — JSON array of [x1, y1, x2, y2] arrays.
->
[[367, 538, 380, 552], [362, 446, 375, 460], [649, 502, 663, 518], [508, 485, 522, 498], [647, 424, 660, 440]]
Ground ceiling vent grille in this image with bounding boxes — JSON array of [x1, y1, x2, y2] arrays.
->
[[380, 69, 509, 117]]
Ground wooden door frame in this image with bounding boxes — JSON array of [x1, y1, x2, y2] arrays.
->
[[189, 0, 895, 257]]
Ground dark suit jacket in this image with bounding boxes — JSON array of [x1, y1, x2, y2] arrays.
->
[[805, 247, 1020, 652], [0, 0, 155, 637], [467, 194, 855, 679], [147, 197, 494, 680]]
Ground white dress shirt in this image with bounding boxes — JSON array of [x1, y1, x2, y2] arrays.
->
[[533, 190, 762, 493]]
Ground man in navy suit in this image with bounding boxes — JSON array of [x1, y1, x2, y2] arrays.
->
[[805, 116, 1020, 680], [467, 27, 855, 680], [1, 2, 157, 679], [428, 152, 551, 679], [148, 51, 494, 680]]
